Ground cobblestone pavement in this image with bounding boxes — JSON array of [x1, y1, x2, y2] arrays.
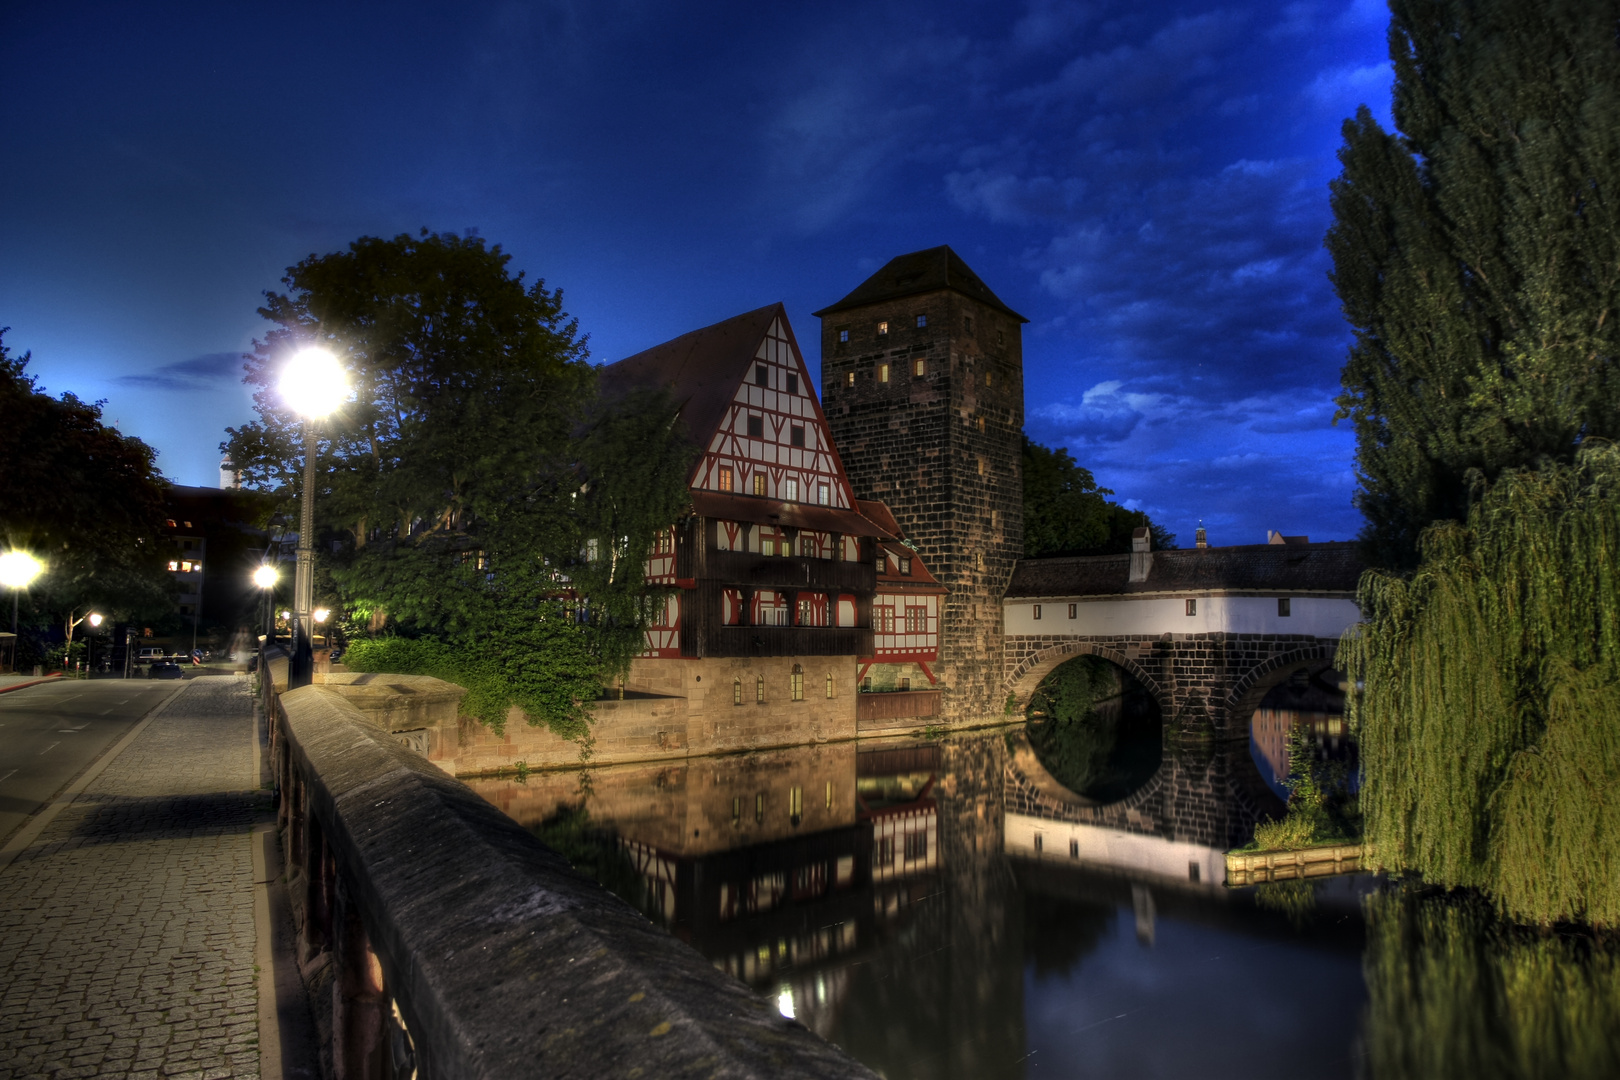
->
[[0, 676, 267, 1080]]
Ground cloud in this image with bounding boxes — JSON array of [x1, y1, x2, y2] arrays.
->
[[115, 351, 243, 391], [1305, 61, 1392, 109]]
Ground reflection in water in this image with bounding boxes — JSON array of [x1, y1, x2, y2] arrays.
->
[[1025, 666, 1162, 803], [470, 729, 1617, 1079], [1250, 668, 1359, 801]]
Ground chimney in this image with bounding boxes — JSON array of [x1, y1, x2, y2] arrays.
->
[[1128, 527, 1153, 583]]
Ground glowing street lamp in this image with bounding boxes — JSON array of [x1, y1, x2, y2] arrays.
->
[[253, 564, 279, 642], [0, 551, 43, 675], [279, 347, 347, 689]]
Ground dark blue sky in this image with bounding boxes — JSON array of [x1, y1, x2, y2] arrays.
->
[[1, 0, 1392, 545]]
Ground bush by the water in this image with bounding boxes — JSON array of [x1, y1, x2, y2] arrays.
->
[[1250, 722, 1360, 851], [1342, 446, 1620, 927]]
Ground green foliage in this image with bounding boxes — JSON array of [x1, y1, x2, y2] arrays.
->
[[1252, 879, 1319, 929], [224, 233, 695, 736], [1022, 437, 1173, 557], [1342, 446, 1620, 926], [1251, 723, 1361, 850], [1328, 0, 1620, 568], [0, 328, 174, 649], [528, 805, 646, 911], [1026, 657, 1161, 802], [1362, 888, 1620, 1079]]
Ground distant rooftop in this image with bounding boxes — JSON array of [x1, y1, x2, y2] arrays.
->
[[1007, 542, 1365, 598], [812, 245, 1027, 322]]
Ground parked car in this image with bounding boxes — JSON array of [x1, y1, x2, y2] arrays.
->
[[137, 647, 165, 664], [148, 661, 184, 679]]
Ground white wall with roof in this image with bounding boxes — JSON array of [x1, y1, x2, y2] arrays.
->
[[1002, 595, 1361, 638]]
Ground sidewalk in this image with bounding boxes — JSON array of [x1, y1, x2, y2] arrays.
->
[[0, 677, 271, 1080]]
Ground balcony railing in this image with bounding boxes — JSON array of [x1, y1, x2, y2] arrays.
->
[[697, 625, 873, 658], [701, 550, 875, 593], [856, 689, 943, 724]]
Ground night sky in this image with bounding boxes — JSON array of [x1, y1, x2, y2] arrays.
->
[[2, 0, 1392, 545]]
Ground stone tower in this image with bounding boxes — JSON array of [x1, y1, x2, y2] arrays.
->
[[814, 247, 1026, 722]]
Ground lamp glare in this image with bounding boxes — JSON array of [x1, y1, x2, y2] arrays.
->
[[0, 551, 45, 589], [280, 347, 348, 419], [253, 565, 279, 589]]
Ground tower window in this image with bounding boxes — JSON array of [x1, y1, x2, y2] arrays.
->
[[839, 329, 849, 343], [790, 425, 805, 447], [786, 373, 798, 394], [964, 315, 973, 332], [845, 371, 855, 386], [747, 415, 764, 438], [1278, 598, 1292, 617], [878, 321, 889, 336], [1186, 599, 1198, 616], [755, 364, 769, 386], [733, 677, 742, 705], [914, 358, 926, 376], [753, 474, 766, 496], [718, 467, 733, 492], [756, 675, 765, 704], [916, 314, 927, 328], [826, 673, 834, 699], [879, 363, 890, 383], [997, 330, 1005, 346], [791, 664, 804, 701], [986, 371, 993, 387]]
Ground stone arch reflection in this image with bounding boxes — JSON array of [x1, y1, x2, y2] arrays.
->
[[1024, 653, 1163, 804]]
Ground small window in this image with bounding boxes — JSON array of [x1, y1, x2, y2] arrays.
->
[[733, 677, 743, 706], [784, 478, 799, 502], [1033, 604, 1042, 620], [755, 792, 765, 823], [985, 371, 993, 387], [818, 483, 829, 505], [753, 474, 766, 496], [790, 425, 805, 447], [786, 373, 798, 394], [1189, 862, 1202, 883], [755, 364, 769, 386], [879, 363, 890, 383], [789, 786, 803, 824], [838, 329, 849, 343], [791, 664, 804, 701], [916, 314, 927, 328], [1070, 839, 1079, 858], [914, 358, 925, 376], [732, 796, 742, 824], [898, 676, 910, 691], [845, 371, 855, 386], [1278, 598, 1292, 617], [1068, 603, 1077, 619], [862, 676, 872, 692], [718, 467, 733, 492], [1186, 598, 1197, 616], [878, 321, 889, 336], [747, 415, 764, 438], [905, 831, 928, 860], [756, 675, 765, 704], [964, 315, 973, 332], [899, 557, 911, 575], [997, 330, 1005, 346], [977, 416, 986, 433], [763, 537, 776, 557], [1033, 833, 1043, 853], [826, 673, 834, 699]]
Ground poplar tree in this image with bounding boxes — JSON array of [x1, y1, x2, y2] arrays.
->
[[1327, 0, 1620, 569]]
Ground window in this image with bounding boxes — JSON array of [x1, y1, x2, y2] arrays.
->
[[797, 599, 812, 626], [754, 364, 769, 386], [786, 373, 798, 394], [755, 793, 765, 823], [826, 673, 834, 699], [825, 781, 834, 808], [733, 677, 743, 706], [784, 478, 799, 502], [790, 425, 805, 447], [914, 358, 925, 376], [862, 676, 872, 692], [997, 330, 1005, 346], [800, 534, 817, 557], [747, 415, 764, 438], [898, 676, 911, 691], [756, 675, 765, 704], [879, 363, 890, 383], [763, 536, 776, 557], [873, 606, 895, 633], [904, 832, 928, 861], [167, 561, 179, 571], [1034, 833, 1043, 853], [791, 664, 804, 701], [753, 474, 766, 496], [904, 607, 925, 633], [976, 416, 986, 433], [916, 314, 927, 328], [789, 786, 803, 824], [875, 836, 894, 867], [899, 556, 911, 575], [839, 328, 849, 343], [985, 371, 993, 387], [1278, 598, 1292, 617], [1186, 598, 1197, 616], [845, 371, 855, 386], [1068, 603, 1077, 619], [1033, 604, 1042, 620], [718, 467, 733, 492], [964, 315, 973, 332], [732, 796, 742, 824], [817, 483, 829, 505], [878, 321, 889, 336], [1070, 839, 1079, 858]]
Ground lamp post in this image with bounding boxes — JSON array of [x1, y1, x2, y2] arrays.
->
[[86, 612, 103, 676], [279, 347, 347, 689], [0, 551, 45, 674]]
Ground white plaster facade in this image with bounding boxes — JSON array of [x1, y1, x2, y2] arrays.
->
[[1002, 594, 1361, 639]]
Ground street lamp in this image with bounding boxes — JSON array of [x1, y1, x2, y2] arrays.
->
[[279, 347, 347, 689], [253, 564, 278, 643], [86, 613, 103, 675], [0, 551, 44, 673]]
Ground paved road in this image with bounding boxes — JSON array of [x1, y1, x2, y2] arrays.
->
[[0, 680, 182, 847]]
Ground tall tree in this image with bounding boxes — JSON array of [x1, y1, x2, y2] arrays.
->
[[1328, 0, 1620, 568], [0, 328, 173, 656], [1022, 437, 1173, 557]]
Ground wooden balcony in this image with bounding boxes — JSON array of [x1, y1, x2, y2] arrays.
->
[[695, 625, 873, 659], [856, 690, 943, 724], [701, 550, 875, 593]]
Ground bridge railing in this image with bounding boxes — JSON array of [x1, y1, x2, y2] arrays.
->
[[262, 654, 876, 1079]]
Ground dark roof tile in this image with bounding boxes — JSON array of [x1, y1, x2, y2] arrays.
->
[[812, 246, 1026, 321], [1007, 543, 1365, 598]]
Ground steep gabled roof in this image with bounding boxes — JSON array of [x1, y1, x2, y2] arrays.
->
[[597, 303, 784, 455], [1006, 543, 1365, 598], [812, 246, 1027, 322]]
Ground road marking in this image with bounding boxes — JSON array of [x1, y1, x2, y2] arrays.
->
[[99, 708, 113, 715], [0, 770, 14, 784], [39, 742, 59, 755]]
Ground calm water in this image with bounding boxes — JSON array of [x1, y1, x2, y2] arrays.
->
[[471, 682, 1619, 1079]]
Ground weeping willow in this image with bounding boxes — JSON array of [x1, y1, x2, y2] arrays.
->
[[1342, 445, 1620, 926], [1362, 889, 1620, 1079]]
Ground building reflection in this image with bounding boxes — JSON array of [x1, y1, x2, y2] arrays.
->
[[1249, 669, 1356, 799]]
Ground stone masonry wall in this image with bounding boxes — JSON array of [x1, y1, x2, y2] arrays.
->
[[820, 292, 1024, 725]]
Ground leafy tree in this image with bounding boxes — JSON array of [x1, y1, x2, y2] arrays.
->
[[1328, 0, 1620, 568], [0, 328, 173, 658], [1022, 437, 1173, 557], [224, 232, 695, 735]]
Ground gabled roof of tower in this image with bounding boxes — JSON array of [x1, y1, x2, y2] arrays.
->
[[812, 245, 1027, 322], [599, 302, 786, 453]]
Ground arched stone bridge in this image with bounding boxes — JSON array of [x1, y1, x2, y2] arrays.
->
[[999, 538, 1363, 740]]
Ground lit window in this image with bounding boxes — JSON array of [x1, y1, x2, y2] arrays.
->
[[791, 664, 804, 701], [817, 484, 829, 505], [826, 674, 834, 699], [986, 371, 993, 387], [845, 371, 855, 386], [747, 415, 763, 438], [1068, 603, 1076, 619], [1186, 599, 1197, 616], [1033, 604, 1042, 620], [752, 474, 766, 496], [878, 321, 889, 336], [916, 314, 927, 328], [718, 467, 733, 492], [838, 329, 849, 343], [790, 425, 805, 447], [1278, 598, 1292, 617], [755, 364, 769, 386], [756, 676, 765, 704], [977, 416, 986, 433], [789, 786, 803, 822], [784, 478, 799, 502], [879, 363, 889, 383], [763, 537, 776, 557], [756, 793, 765, 822], [167, 561, 179, 571], [899, 557, 911, 575], [914, 358, 925, 376], [733, 677, 743, 705]]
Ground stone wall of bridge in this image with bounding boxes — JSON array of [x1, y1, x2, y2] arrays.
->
[[1004, 632, 1339, 739]]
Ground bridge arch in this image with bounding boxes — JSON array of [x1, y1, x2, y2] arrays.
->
[[1004, 641, 1168, 718], [1223, 641, 1340, 732]]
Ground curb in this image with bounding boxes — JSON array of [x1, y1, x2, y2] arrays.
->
[[0, 673, 64, 695]]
